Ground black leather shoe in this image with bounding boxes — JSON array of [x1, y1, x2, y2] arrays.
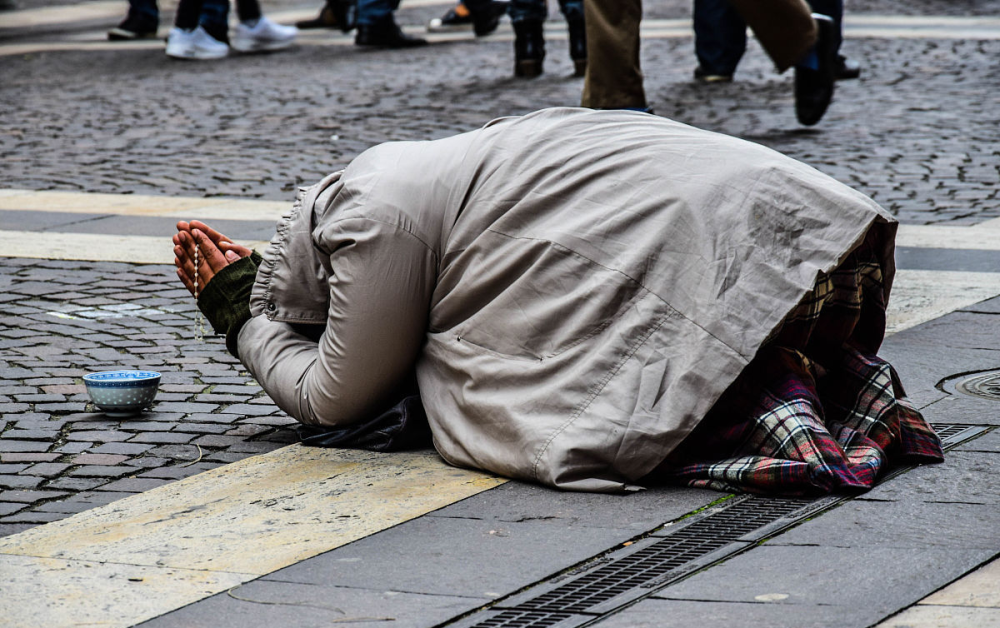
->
[[568, 17, 586, 77], [298, 1, 357, 32], [794, 14, 836, 126], [513, 19, 544, 78], [472, 0, 509, 37], [835, 54, 861, 80], [355, 15, 427, 47], [108, 12, 158, 40]]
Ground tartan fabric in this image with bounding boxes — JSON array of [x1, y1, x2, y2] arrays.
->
[[659, 234, 944, 496]]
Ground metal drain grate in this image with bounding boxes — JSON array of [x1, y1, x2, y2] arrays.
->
[[955, 371, 1000, 401], [446, 423, 990, 628], [474, 610, 580, 628], [511, 496, 810, 615], [931, 423, 990, 450]]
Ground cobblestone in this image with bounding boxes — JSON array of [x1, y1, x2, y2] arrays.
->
[[128, 432, 197, 444], [46, 477, 109, 491], [0, 452, 61, 463], [0, 489, 70, 503], [0, 503, 26, 516], [68, 466, 134, 478], [21, 463, 72, 477], [87, 443, 154, 455], [72, 453, 129, 466], [1, 511, 70, 524], [97, 478, 174, 493]]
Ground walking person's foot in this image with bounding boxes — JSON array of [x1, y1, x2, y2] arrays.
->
[[427, 1, 507, 35], [166, 25, 229, 59], [356, 15, 427, 47], [794, 14, 836, 126], [513, 19, 544, 78], [108, 12, 158, 40], [232, 17, 298, 53], [835, 54, 861, 80], [297, 0, 357, 32]]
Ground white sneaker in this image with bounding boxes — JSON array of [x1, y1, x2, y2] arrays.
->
[[165, 26, 229, 60], [232, 17, 298, 53]]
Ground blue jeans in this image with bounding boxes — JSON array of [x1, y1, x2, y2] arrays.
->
[[357, 0, 399, 25], [130, 0, 230, 30], [693, 0, 843, 75], [508, 0, 582, 23]]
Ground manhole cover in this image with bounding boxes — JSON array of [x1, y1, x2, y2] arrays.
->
[[955, 371, 1000, 401]]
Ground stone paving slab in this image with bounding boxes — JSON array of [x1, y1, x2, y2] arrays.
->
[[424, 480, 722, 532], [953, 428, 1000, 453], [0, 209, 277, 240], [140, 579, 488, 628], [896, 247, 1000, 273], [964, 295, 1000, 315], [653, 545, 992, 620], [859, 451, 1000, 505], [592, 597, 856, 628], [774, 499, 1000, 549], [880, 309, 1000, 397], [918, 396, 1000, 427], [260, 510, 670, 598]]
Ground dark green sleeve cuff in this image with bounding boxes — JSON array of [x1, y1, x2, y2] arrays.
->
[[196, 251, 262, 359]]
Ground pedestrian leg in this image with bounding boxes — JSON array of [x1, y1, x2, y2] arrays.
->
[[581, 0, 646, 110]]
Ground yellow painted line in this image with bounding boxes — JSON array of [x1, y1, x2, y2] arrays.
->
[[920, 558, 1000, 608], [0, 189, 287, 221], [897, 223, 1000, 251], [0, 0, 124, 29], [887, 270, 1000, 334], [847, 15, 1000, 28], [0, 229, 269, 263], [877, 558, 1000, 626], [0, 445, 505, 628]]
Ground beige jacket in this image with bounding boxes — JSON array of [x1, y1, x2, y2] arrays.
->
[[240, 108, 896, 492]]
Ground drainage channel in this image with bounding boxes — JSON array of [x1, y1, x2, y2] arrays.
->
[[442, 423, 990, 628]]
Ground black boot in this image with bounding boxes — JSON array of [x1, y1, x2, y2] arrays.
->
[[355, 14, 427, 47], [794, 14, 836, 126], [567, 17, 586, 77], [470, 0, 509, 37], [513, 20, 544, 78], [297, 0, 357, 32]]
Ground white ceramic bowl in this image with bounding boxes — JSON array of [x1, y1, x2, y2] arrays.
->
[[83, 370, 161, 418]]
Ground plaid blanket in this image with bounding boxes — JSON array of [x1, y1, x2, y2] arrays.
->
[[660, 234, 944, 496]]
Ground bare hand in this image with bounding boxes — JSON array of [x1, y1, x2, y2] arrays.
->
[[173, 220, 253, 297]]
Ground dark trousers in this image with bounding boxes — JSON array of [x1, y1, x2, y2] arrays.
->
[[463, 0, 584, 24], [175, 0, 260, 30], [581, 0, 645, 109], [693, 0, 843, 75]]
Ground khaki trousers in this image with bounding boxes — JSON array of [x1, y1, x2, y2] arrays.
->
[[581, 0, 646, 109]]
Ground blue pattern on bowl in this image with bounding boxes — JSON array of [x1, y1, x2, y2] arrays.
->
[[84, 370, 161, 417]]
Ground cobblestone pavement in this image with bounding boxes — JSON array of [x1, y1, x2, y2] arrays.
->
[[0, 258, 297, 537], [1, 0, 999, 538], [2, 2, 999, 225]]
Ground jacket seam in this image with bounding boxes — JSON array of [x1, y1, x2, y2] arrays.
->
[[259, 185, 307, 321], [317, 214, 438, 257], [484, 228, 740, 358]]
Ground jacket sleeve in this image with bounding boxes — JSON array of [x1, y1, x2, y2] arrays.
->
[[237, 218, 437, 427]]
